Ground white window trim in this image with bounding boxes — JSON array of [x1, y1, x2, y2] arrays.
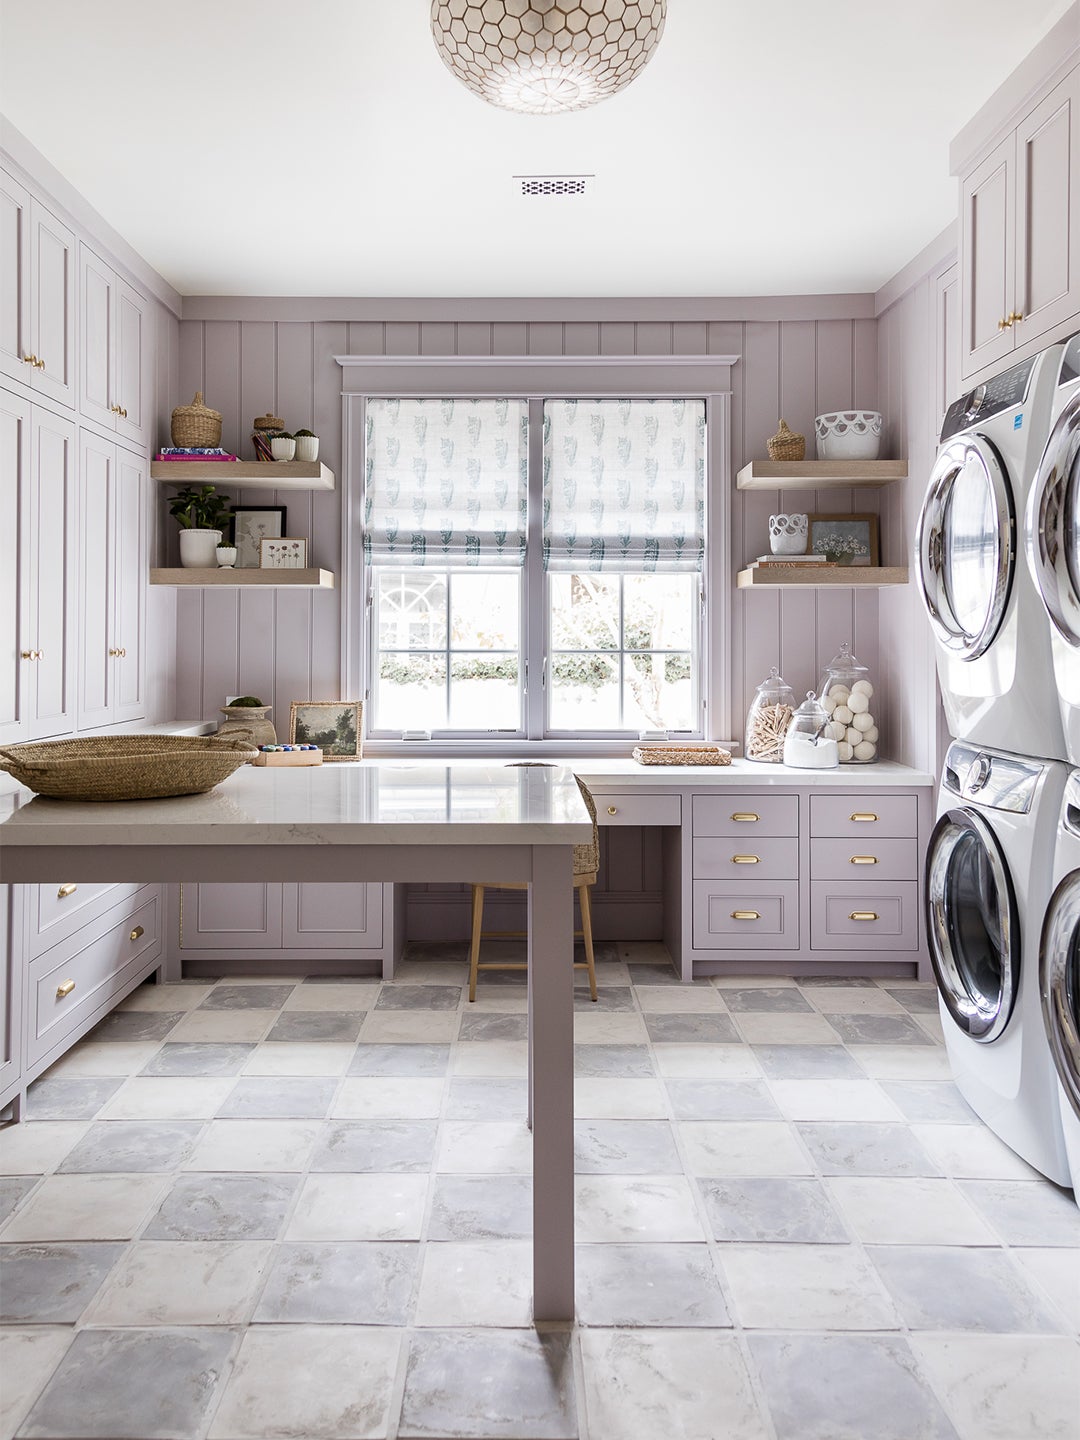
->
[[337, 355, 737, 756]]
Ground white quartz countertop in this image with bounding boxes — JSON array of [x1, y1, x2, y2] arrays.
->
[[431, 757, 936, 789]]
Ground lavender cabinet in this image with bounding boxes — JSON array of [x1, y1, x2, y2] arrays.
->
[[80, 243, 150, 447], [0, 171, 75, 407], [0, 887, 23, 1119], [0, 387, 31, 744]]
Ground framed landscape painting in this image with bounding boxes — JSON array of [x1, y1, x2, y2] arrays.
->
[[289, 700, 363, 760]]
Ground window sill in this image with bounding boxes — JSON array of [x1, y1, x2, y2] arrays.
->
[[361, 737, 734, 760]]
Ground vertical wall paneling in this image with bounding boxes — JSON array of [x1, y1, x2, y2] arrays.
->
[[421, 322, 455, 356], [492, 322, 527, 355], [347, 321, 384, 356], [563, 322, 600, 356], [739, 322, 782, 710], [457, 322, 493, 355], [528, 322, 563, 355], [384, 322, 420, 356]]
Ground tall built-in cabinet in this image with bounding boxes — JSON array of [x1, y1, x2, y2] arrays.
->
[[79, 242, 150, 448], [0, 170, 75, 407]]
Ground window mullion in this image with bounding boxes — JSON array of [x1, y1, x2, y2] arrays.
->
[[525, 397, 545, 739]]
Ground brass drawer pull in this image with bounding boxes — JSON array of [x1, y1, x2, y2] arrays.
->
[[850, 855, 878, 865], [130, 925, 144, 942], [109, 647, 123, 657], [849, 912, 878, 922], [57, 883, 78, 899], [56, 979, 76, 998], [732, 812, 759, 823], [732, 855, 760, 864], [607, 806, 618, 815], [730, 910, 760, 921], [850, 813, 877, 823]]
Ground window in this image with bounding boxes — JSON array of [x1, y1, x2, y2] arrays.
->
[[363, 394, 706, 739]]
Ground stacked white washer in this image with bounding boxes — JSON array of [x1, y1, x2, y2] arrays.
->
[[918, 344, 1071, 1184], [1041, 774, 1080, 1201]]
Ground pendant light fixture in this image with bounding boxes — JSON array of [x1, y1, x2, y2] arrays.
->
[[431, 1, 667, 116]]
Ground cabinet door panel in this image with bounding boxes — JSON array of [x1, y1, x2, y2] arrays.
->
[[1016, 69, 1080, 343], [0, 388, 31, 744], [78, 431, 114, 729], [0, 886, 22, 1102], [30, 201, 74, 407], [29, 408, 76, 737], [113, 448, 146, 719], [934, 264, 959, 423], [114, 281, 148, 445], [0, 171, 31, 387], [284, 883, 383, 949], [80, 246, 115, 430], [181, 883, 283, 949], [961, 136, 1015, 376]]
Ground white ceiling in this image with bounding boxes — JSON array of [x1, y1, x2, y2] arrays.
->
[[0, 0, 1074, 298]]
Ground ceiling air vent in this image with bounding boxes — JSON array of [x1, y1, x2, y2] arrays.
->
[[515, 174, 592, 197]]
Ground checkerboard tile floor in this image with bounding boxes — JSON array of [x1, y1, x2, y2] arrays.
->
[[1, 944, 1078, 1440]]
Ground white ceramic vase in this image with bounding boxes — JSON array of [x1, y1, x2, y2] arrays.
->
[[768, 513, 809, 555], [216, 545, 237, 568], [179, 528, 223, 568], [271, 437, 296, 461], [294, 435, 319, 462]]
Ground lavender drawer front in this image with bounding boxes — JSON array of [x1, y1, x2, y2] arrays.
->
[[693, 836, 799, 880], [596, 793, 682, 827], [810, 794, 918, 838], [31, 882, 142, 959], [27, 891, 161, 1064], [810, 838, 919, 882], [810, 881, 919, 951], [693, 794, 799, 838], [692, 881, 800, 950]]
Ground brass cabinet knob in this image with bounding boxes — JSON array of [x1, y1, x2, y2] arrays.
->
[[22, 353, 38, 365], [120, 407, 128, 418], [108, 647, 122, 657], [850, 813, 877, 823], [57, 883, 78, 898], [730, 910, 760, 921], [849, 912, 879, 922], [731, 855, 760, 864], [20, 650, 33, 659], [119, 648, 126, 657], [130, 925, 144, 942], [607, 806, 618, 815], [55, 979, 76, 998], [850, 855, 878, 865], [998, 316, 1011, 330], [34, 356, 45, 369], [1008, 311, 1024, 324], [731, 812, 759, 823]]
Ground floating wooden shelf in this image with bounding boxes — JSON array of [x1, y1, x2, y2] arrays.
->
[[151, 461, 335, 491], [151, 568, 336, 589], [737, 566, 908, 589], [737, 460, 907, 491]]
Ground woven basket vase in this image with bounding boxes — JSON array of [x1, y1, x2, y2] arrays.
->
[[171, 392, 222, 448], [767, 419, 806, 462], [0, 734, 258, 801]]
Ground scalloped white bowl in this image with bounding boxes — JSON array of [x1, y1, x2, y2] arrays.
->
[[814, 410, 883, 460]]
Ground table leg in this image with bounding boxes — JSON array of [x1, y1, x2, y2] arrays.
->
[[527, 842, 575, 1322]]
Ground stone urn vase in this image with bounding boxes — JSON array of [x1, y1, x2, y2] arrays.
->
[[217, 704, 276, 747]]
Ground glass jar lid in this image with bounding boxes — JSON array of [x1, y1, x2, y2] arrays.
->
[[752, 666, 795, 705]]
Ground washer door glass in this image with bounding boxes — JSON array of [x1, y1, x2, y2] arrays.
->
[[1029, 392, 1080, 646], [926, 808, 1019, 1041], [1041, 869, 1080, 1119], [917, 439, 1014, 659]]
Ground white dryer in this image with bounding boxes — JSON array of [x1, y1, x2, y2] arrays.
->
[[917, 346, 1065, 760], [926, 739, 1070, 1184], [1040, 767, 1080, 1201], [1026, 334, 1080, 764]]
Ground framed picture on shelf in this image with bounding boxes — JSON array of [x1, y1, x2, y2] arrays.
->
[[260, 537, 308, 570], [807, 513, 879, 568], [289, 700, 363, 761], [230, 506, 287, 568]]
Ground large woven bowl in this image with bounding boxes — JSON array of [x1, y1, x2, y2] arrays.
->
[[0, 735, 259, 801]]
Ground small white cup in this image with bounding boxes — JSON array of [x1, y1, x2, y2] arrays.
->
[[294, 435, 319, 462], [768, 513, 808, 555], [216, 545, 237, 568], [271, 437, 296, 461]]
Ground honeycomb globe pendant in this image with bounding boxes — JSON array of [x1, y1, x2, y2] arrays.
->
[[431, 1, 667, 115]]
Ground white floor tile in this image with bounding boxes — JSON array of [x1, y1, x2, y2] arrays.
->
[[734, 1013, 841, 1045], [44, 1042, 163, 1077], [0, 1122, 90, 1174], [722, 1243, 899, 1329], [634, 986, 726, 1012], [910, 1124, 1041, 1180], [575, 1175, 705, 1242], [0, 1328, 74, 1440], [167, 1009, 278, 1043], [574, 1011, 650, 1044], [574, 1078, 669, 1118], [332, 1077, 445, 1120], [286, 1173, 429, 1241], [802, 986, 907, 1015], [0, 1173, 169, 1241], [827, 1176, 999, 1245], [184, 1119, 322, 1172], [414, 1240, 533, 1326], [1013, 1248, 1080, 1331], [653, 1045, 763, 1079], [242, 1042, 355, 1077], [769, 1079, 903, 1122], [282, 983, 381, 1012], [910, 1334, 1080, 1440], [120, 982, 214, 1012], [451, 1041, 528, 1076], [84, 1240, 273, 1324], [98, 1077, 236, 1120], [847, 1046, 953, 1079], [678, 1121, 812, 1177], [359, 1010, 460, 1044]]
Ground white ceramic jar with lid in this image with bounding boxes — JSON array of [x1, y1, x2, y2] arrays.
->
[[783, 692, 839, 769], [818, 642, 879, 762], [745, 667, 795, 763]]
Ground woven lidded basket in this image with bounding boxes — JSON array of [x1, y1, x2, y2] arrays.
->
[[253, 412, 284, 432], [766, 419, 806, 462], [0, 734, 258, 801], [171, 392, 223, 448]]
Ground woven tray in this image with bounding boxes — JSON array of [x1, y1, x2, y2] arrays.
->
[[0, 734, 259, 801], [633, 744, 732, 766]]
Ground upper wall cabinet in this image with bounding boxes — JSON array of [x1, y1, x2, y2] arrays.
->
[[960, 68, 1080, 378], [80, 243, 150, 448], [0, 169, 75, 408]]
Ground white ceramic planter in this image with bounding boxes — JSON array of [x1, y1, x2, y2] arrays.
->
[[216, 545, 238, 568], [769, 513, 808, 555], [814, 411, 883, 460], [179, 529, 223, 568], [271, 437, 296, 461], [294, 435, 319, 462]]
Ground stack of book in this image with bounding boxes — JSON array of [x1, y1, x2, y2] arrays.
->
[[745, 554, 836, 570], [155, 446, 238, 462]]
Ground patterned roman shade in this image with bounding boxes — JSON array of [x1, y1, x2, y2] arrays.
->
[[364, 398, 528, 566], [543, 398, 705, 572]]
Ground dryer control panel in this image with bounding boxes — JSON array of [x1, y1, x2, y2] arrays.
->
[[940, 356, 1038, 443], [943, 741, 1043, 813], [1060, 334, 1080, 388]]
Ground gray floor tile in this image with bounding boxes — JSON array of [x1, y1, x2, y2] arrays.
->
[[574, 1119, 682, 1173], [644, 1013, 741, 1043], [885, 987, 940, 1012], [0, 1241, 125, 1322], [796, 1123, 943, 1177], [958, 1179, 1080, 1246], [868, 1246, 1065, 1332], [400, 1329, 576, 1439], [301, 973, 380, 984], [265, 1010, 366, 1043], [313, 1120, 438, 1172], [574, 1043, 655, 1077], [428, 1175, 533, 1240], [376, 984, 462, 1011], [665, 1079, 781, 1121], [753, 1045, 865, 1080], [88, 1011, 184, 1042], [459, 1012, 528, 1042], [575, 1242, 730, 1325], [723, 988, 814, 1013], [57, 1121, 201, 1173], [796, 975, 878, 987], [574, 985, 634, 1012], [18, 1326, 235, 1440], [199, 984, 295, 1011], [145, 1173, 299, 1241], [217, 1077, 336, 1119], [140, 1043, 254, 1078], [880, 1081, 979, 1123], [349, 1043, 452, 1076], [25, 1078, 123, 1120], [749, 1333, 958, 1440], [254, 1241, 419, 1324], [625, 961, 681, 985], [0, 1175, 36, 1224], [445, 1078, 528, 1120], [826, 1014, 935, 1046], [699, 1178, 849, 1243]]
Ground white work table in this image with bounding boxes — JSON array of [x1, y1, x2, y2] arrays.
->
[[0, 762, 592, 1322]]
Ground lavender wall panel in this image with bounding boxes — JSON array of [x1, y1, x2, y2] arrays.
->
[[563, 322, 600, 356], [456, 322, 492, 356]]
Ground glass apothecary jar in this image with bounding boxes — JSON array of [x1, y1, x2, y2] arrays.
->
[[784, 692, 839, 769], [818, 642, 879, 763], [745, 666, 795, 763]]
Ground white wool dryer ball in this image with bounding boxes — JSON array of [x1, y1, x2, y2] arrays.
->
[[838, 741, 854, 761], [853, 740, 877, 761], [828, 720, 848, 741], [852, 711, 875, 733], [833, 705, 853, 725], [822, 694, 837, 715], [846, 726, 861, 746], [828, 685, 850, 703], [851, 680, 874, 698], [863, 725, 879, 743], [847, 691, 870, 714]]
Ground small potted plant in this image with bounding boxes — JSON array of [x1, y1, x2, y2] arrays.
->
[[270, 433, 296, 461], [168, 485, 232, 569], [217, 694, 276, 746], [294, 428, 319, 462]]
